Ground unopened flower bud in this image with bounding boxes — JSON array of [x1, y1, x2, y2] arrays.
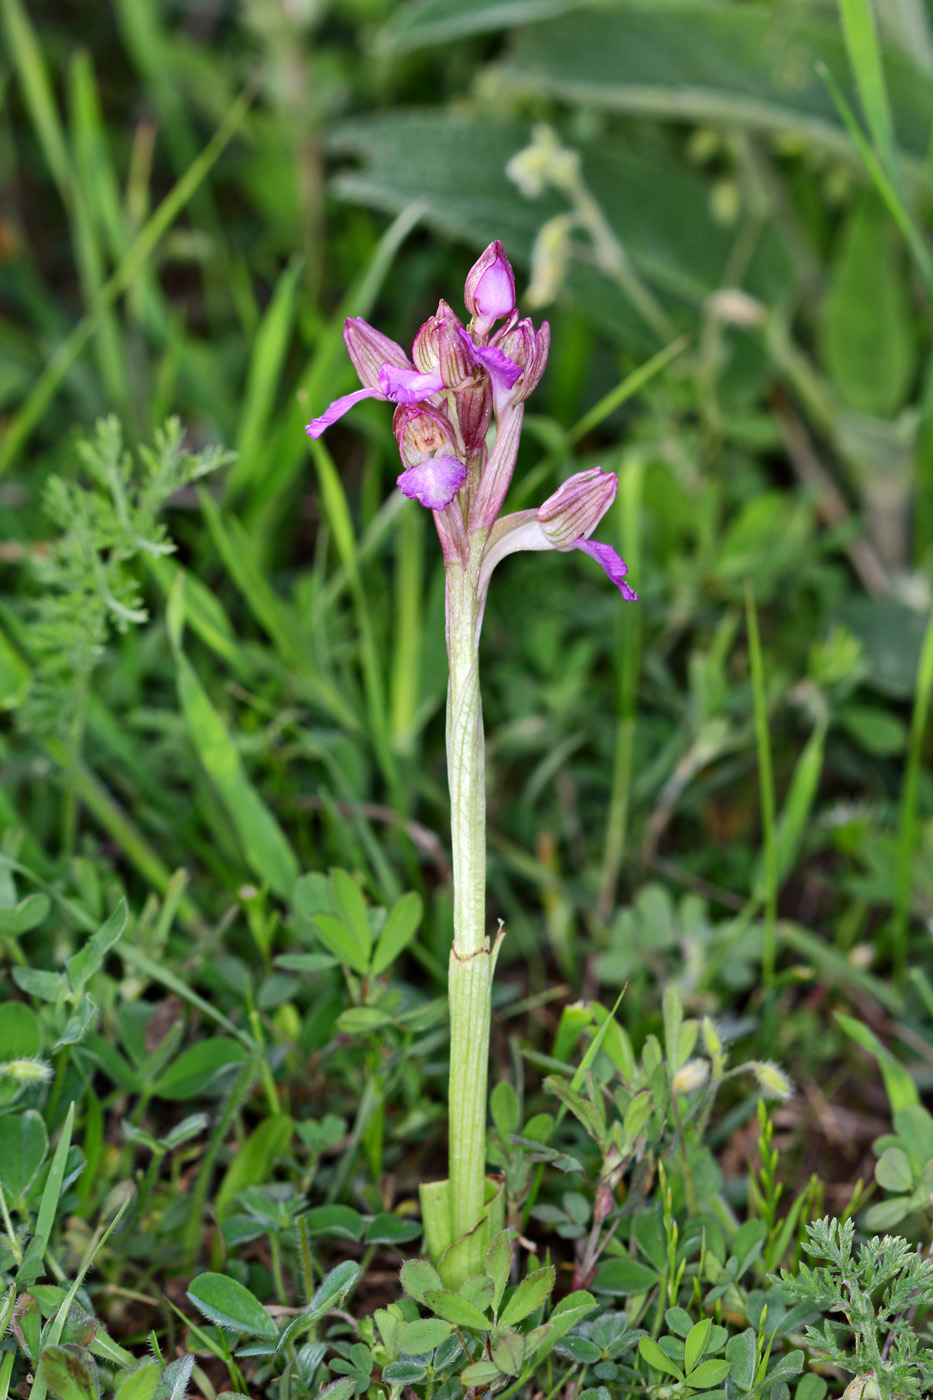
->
[[413, 300, 463, 374], [464, 240, 516, 338], [343, 317, 411, 390], [671, 1059, 709, 1096], [438, 316, 473, 388], [701, 1017, 722, 1059], [753, 1061, 794, 1103], [493, 316, 550, 401], [536, 468, 617, 549], [0, 1057, 53, 1083], [393, 403, 458, 470]]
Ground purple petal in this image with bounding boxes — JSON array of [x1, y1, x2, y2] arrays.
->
[[573, 539, 639, 600], [306, 386, 380, 439], [458, 328, 523, 389], [397, 454, 467, 511], [378, 363, 445, 403]]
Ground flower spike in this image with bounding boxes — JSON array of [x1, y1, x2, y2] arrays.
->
[[464, 240, 516, 338]]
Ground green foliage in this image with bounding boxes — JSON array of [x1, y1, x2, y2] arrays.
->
[[777, 1218, 933, 1400], [21, 418, 230, 739]]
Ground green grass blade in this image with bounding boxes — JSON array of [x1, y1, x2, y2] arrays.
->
[[67, 52, 129, 412], [838, 0, 899, 183], [0, 0, 72, 205], [817, 59, 933, 291], [310, 438, 397, 794], [597, 457, 644, 920], [567, 334, 691, 446], [118, 944, 253, 1048], [242, 201, 426, 540], [198, 489, 358, 731], [745, 579, 777, 988], [16, 1103, 74, 1287], [167, 576, 300, 901], [225, 258, 303, 501], [892, 602, 933, 983], [0, 83, 254, 476], [390, 503, 426, 752], [41, 736, 200, 931]]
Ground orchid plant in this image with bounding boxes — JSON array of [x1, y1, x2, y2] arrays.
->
[[307, 241, 636, 1285]]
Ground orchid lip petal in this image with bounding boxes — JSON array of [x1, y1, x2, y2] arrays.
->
[[397, 454, 468, 511], [573, 539, 638, 599], [378, 363, 445, 403], [457, 328, 523, 389], [305, 386, 381, 439]]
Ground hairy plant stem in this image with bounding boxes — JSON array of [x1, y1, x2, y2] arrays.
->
[[445, 546, 498, 1272]]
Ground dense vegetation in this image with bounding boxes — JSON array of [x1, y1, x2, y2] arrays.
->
[[1, 2, 932, 1399]]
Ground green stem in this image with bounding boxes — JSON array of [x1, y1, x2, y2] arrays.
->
[[444, 555, 497, 1274]]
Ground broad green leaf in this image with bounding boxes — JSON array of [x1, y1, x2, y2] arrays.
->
[[460, 1362, 500, 1387], [497, 2, 930, 159], [490, 1080, 520, 1141], [11, 967, 65, 1002], [875, 1146, 913, 1194], [38, 1345, 99, 1400], [382, 1362, 427, 1384], [400, 1258, 443, 1303], [309, 1260, 360, 1316], [113, 1363, 160, 1400], [498, 1266, 555, 1327], [422, 1288, 491, 1330], [684, 1317, 711, 1375], [336, 1006, 394, 1034], [396, 1318, 452, 1355], [12, 1293, 41, 1360], [797, 1375, 828, 1400], [460, 1275, 495, 1314], [376, 0, 590, 52], [330, 114, 789, 346], [300, 1206, 365, 1240], [639, 1336, 683, 1381], [863, 1196, 913, 1231], [364, 1214, 421, 1245], [0, 892, 49, 937], [187, 1273, 278, 1338], [331, 871, 372, 962], [492, 1331, 525, 1377], [840, 705, 907, 756], [820, 198, 915, 417], [725, 1329, 756, 1389], [686, 1358, 731, 1386], [152, 1039, 247, 1100], [0, 1001, 41, 1058], [312, 915, 371, 977], [592, 1257, 659, 1296], [0, 1109, 48, 1198], [371, 890, 422, 976], [486, 1229, 512, 1314]]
